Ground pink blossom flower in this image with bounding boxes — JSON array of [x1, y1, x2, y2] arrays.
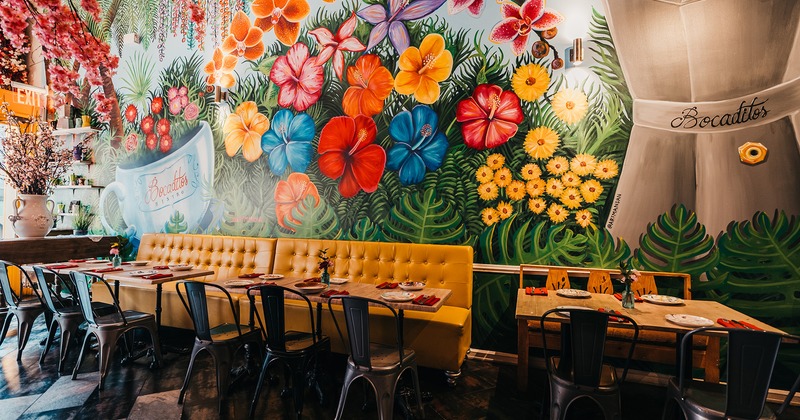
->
[[183, 103, 200, 121], [489, 0, 564, 56], [269, 43, 324, 111], [169, 100, 182, 115], [309, 13, 366, 80], [124, 133, 138, 152], [167, 87, 179, 100]]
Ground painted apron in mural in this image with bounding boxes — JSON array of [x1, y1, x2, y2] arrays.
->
[[99, 121, 215, 238], [602, 0, 800, 242]]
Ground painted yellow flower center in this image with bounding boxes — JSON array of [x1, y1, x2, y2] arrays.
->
[[580, 161, 586, 166], [422, 53, 437, 70], [565, 101, 575, 110], [350, 128, 369, 154], [525, 77, 536, 86], [537, 138, 545, 145], [589, 187, 595, 192]]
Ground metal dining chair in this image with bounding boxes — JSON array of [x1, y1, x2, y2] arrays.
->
[[32, 266, 86, 372], [247, 284, 330, 419], [662, 327, 800, 420], [0, 260, 45, 361], [540, 308, 639, 420], [327, 295, 424, 420], [175, 281, 263, 413], [70, 271, 162, 389]]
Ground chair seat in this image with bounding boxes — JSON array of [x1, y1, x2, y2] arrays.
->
[[208, 323, 261, 342], [349, 343, 417, 372], [668, 378, 777, 419], [15, 299, 44, 310], [550, 357, 617, 388], [94, 310, 154, 328]]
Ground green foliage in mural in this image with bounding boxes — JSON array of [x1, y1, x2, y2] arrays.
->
[[635, 204, 718, 279], [344, 217, 384, 242], [480, 216, 586, 266], [584, 226, 631, 268], [164, 211, 188, 233], [282, 196, 341, 240], [384, 188, 465, 244], [119, 51, 155, 110]]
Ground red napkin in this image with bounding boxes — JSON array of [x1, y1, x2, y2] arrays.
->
[[153, 265, 170, 270], [320, 289, 350, 298], [238, 273, 264, 279], [423, 296, 440, 306], [412, 295, 440, 306], [598, 308, 629, 323], [525, 287, 548, 296], [68, 259, 88, 263], [46, 263, 79, 269], [717, 318, 763, 330], [143, 273, 174, 280], [376, 282, 398, 289], [737, 320, 763, 331], [613, 293, 643, 302], [92, 267, 124, 273]]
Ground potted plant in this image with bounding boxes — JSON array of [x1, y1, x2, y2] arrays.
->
[[72, 206, 95, 235]]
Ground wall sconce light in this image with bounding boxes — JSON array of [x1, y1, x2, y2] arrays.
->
[[568, 38, 583, 66], [213, 85, 228, 104]]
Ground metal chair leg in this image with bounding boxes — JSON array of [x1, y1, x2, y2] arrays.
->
[[73, 331, 93, 380], [0, 314, 13, 347], [250, 352, 274, 418], [179, 344, 203, 404], [97, 329, 123, 390], [334, 366, 360, 420], [17, 317, 36, 361], [39, 318, 58, 364], [411, 366, 425, 418]]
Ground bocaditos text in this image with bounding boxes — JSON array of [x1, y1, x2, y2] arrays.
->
[[670, 97, 768, 130]]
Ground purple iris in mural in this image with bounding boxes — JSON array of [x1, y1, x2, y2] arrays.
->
[[357, 0, 446, 54], [261, 109, 316, 176], [386, 105, 449, 185]]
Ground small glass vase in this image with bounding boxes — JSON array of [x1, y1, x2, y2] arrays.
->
[[111, 254, 122, 267], [621, 283, 635, 309], [320, 268, 330, 285]]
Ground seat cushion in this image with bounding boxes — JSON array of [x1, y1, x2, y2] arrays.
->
[[669, 378, 776, 419]]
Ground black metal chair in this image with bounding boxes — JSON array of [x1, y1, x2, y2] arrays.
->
[[32, 266, 86, 372], [175, 281, 263, 413], [540, 308, 639, 420], [0, 260, 45, 361], [327, 295, 424, 420], [70, 271, 162, 389], [247, 285, 330, 418], [662, 327, 800, 420]]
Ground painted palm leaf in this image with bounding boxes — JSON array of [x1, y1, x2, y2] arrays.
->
[[384, 188, 465, 244], [479, 216, 586, 266], [584, 226, 631, 268], [281, 196, 342, 240], [345, 218, 384, 242]]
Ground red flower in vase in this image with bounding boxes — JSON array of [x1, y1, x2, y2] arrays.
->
[[145, 134, 158, 150], [156, 119, 171, 136], [317, 115, 386, 198], [151, 97, 164, 114], [159, 135, 173, 153], [124, 104, 138, 123], [141, 115, 155, 135]]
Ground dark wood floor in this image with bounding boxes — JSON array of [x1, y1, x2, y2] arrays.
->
[[0, 319, 797, 419]]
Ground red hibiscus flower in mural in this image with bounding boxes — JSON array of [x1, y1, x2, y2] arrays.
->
[[270, 43, 324, 111], [309, 13, 366, 80], [221, 11, 265, 60], [274, 172, 320, 231], [318, 115, 386, 198], [252, 0, 310, 46], [456, 84, 524, 150], [489, 0, 564, 56]]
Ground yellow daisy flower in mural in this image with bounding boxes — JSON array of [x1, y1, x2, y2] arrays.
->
[[560, 187, 583, 209], [520, 163, 542, 180], [580, 179, 603, 203], [526, 178, 545, 197], [493, 167, 512, 187], [575, 209, 593, 228], [547, 203, 569, 224], [476, 165, 494, 184], [524, 126, 560, 160], [511, 63, 550, 102], [528, 198, 547, 214], [478, 182, 499, 201], [486, 153, 505, 170], [594, 159, 619, 179], [561, 171, 581, 187], [223, 101, 270, 162], [507, 180, 527, 201], [496, 201, 513, 220], [481, 207, 500, 226], [546, 156, 569, 175], [570, 154, 597, 176], [545, 178, 565, 197], [551, 88, 589, 125]]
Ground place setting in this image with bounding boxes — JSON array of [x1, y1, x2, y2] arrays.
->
[[555, 289, 592, 298]]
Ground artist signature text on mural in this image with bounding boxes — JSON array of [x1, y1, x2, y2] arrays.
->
[[670, 97, 769, 130]]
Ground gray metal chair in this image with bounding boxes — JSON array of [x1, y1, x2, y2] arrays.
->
[[0, 260, 45, 361], [32, 266, 85, 373], [540, 308, 639, 420], [70, 271, 162, 389], [176, 280, 263, 413], [662, 327, 800, 420], [327, 295, 424, 420]]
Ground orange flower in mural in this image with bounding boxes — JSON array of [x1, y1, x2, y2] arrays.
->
[[221, 11, 265, 60], [274, 172, 320, 230], [204, 48, 238, 89], [224, 101, 270, 162], [252, 0, 310, 46], [342, 54, 394, 118], [394, 34, 453, 104]]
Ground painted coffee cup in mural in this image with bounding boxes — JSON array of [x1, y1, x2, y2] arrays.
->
[[99, 121, 215, 237]]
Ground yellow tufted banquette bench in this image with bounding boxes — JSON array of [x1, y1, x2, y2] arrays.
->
[[94, 233, 473, 383]]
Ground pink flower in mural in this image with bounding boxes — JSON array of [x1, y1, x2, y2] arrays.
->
[[221, 11, 265, 60], [274, 172, 320, 230], [270, 43, 324, 111], [318, 115, 386, 198], [456, 84, 524, 150], [183, 103, 200, 121], [252, 0, 310, 46], [447, 0, 484, 17], [124, 133, 138, 152], [489, 0, 564, 56], [309, 13, 366, 80]]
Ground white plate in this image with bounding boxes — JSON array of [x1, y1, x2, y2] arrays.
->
[[329, 277, 349, 285], [129, 261, 150, 266], [169, 264, 194, 271], [399, 281, 425, 291], [641, 294, 684, 305], [293, 282, 328, 294], [259, 274, 284, 280], [665, 314, 714, 328], [225, 279, 255, 287], [556, 289, 591, 298], [85, 260, 108, 264], [381, 291, 416, 302], [554, 305, 592, 317], [129, 270, 157, 277]]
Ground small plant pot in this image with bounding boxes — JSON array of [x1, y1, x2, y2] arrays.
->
[[73, 229, 88, 236]]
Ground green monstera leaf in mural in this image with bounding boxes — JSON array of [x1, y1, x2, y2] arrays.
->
[[384, 188, 465, 244], [584, 226, 631, 268], [344, 218, 384, 242], [635, 204, 719, 279], [164, 210, 188, 233], [281, 196, 341, 240]]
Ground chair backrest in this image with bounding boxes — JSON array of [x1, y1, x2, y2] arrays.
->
[[541, 308, 639, 387], [678, 327, 793, 419], [70, 271, 124, 326], [328, 295, 403, 370], [247, 285, 315, 351], [545, 268, 570, 290], [587, 270, 613, 294], [176, 281, 241, 342], [0, 260, 21, 307], [630, 274, 658, 296], [32, 266, 73, 315]]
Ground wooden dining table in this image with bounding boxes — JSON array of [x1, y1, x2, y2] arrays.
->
[[515, 289, 786, 392]]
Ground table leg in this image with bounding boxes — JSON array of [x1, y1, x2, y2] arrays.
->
[[114, 280, 120, 301], [316, 302, 322, 340], [517, 319, 529, 392], [398, 309, 404, 348], [558, 324, 572, 376], [155, 283, 162, 329]]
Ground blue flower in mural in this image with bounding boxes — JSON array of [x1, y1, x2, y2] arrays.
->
[[261, 110, 316, 176], [357, 0, 446, 54], [386, 105, 448, 185]]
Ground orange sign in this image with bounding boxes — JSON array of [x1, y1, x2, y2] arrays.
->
[[0, 83, 49, 121]]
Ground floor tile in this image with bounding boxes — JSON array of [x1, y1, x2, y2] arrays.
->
[[0, 393, 42, 419], [126, 390, 182, 420], [24, 373, 98, 413]]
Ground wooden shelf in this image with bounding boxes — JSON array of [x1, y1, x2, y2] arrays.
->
[[54, 185, 104, 190], [57, 212, 76, 217], [52, 127, 98, 136]]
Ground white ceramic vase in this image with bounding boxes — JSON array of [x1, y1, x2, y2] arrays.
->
[[8, 194, 56, 238]]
